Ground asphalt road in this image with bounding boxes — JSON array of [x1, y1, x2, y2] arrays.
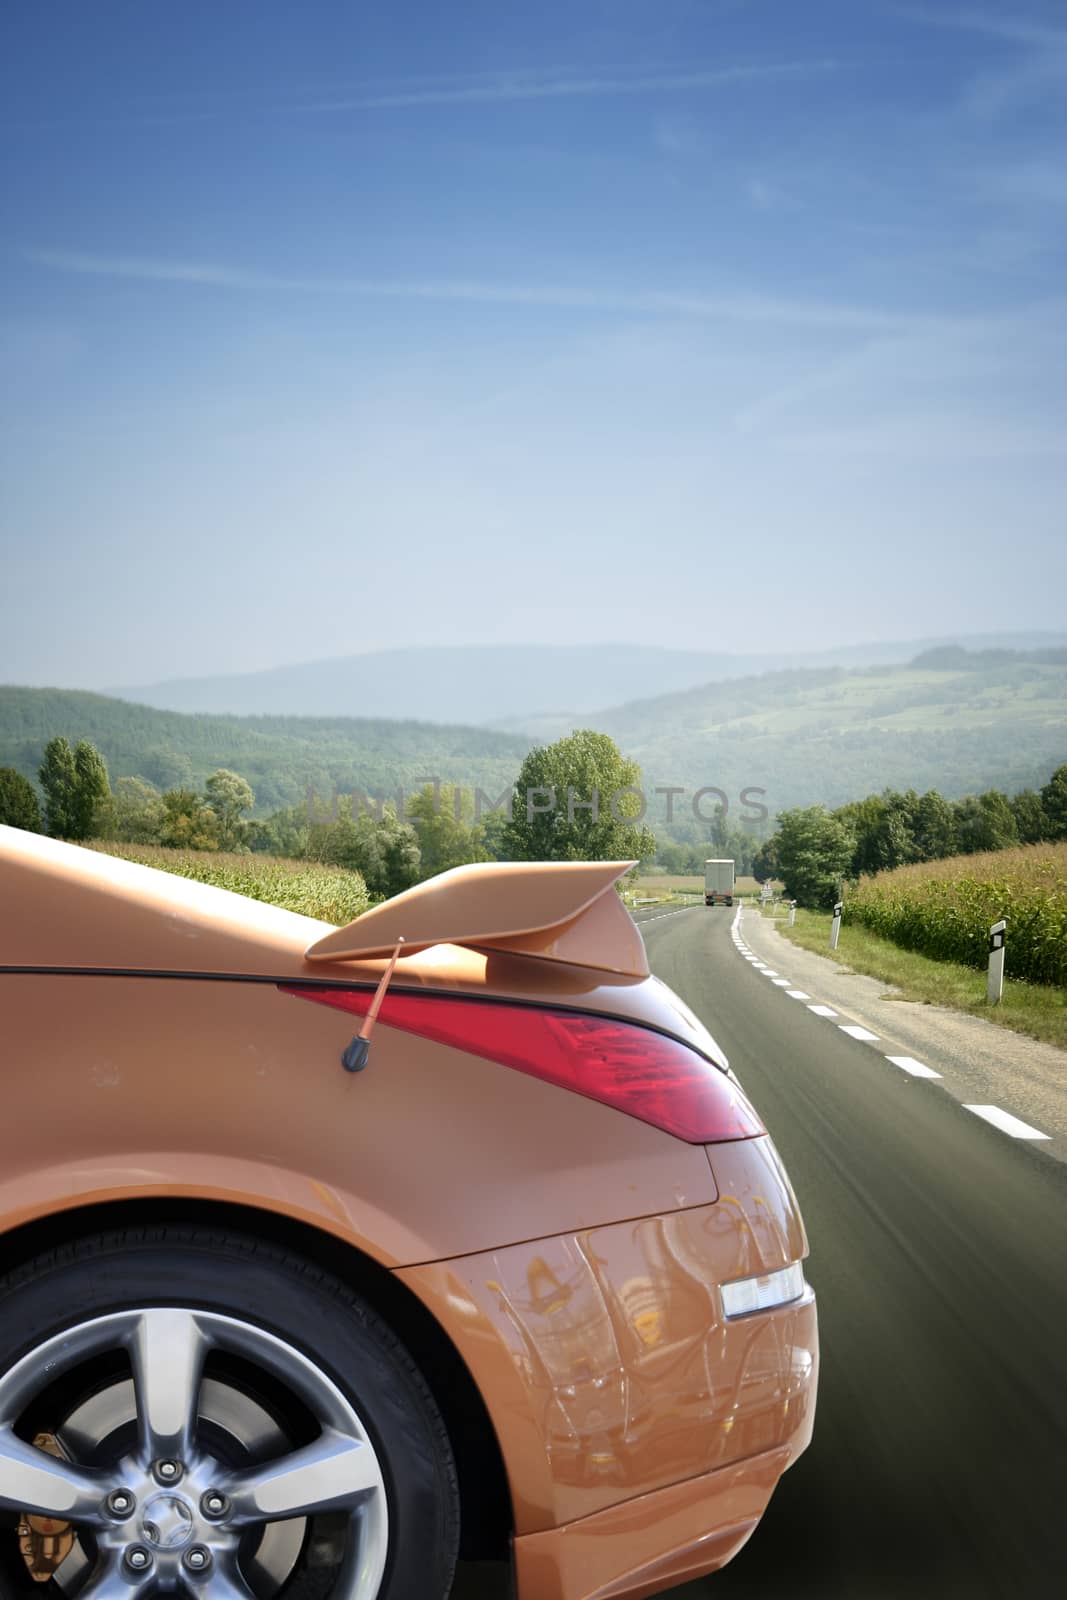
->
[[647, 905, 1067, 1598], [454, 905, 1067, 1599]]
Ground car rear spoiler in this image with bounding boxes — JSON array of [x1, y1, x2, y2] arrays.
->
[[304, 859, 649, 978]]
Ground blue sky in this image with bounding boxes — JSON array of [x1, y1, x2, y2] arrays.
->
[[2, 1, 1065, 688]]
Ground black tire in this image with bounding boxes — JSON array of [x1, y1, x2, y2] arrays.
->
[[0, 1227, 460, 1600]]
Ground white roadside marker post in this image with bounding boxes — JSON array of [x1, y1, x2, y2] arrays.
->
[[988, 918, 1007, 1005], [829, 901, 843, 950], [788, 901, 796, 927]]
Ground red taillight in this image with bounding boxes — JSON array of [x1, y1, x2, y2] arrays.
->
[[279, 986, 764, 1144]]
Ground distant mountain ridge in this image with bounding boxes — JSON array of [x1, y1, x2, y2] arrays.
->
[[4, 645, 1065, 822], [585, 648, 1067, 814], [111, 633, 1067, 726]]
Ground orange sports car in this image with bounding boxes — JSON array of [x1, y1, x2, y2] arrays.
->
[[0, 827, 817, 1600]]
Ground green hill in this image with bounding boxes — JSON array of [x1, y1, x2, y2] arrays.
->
[[3, 649, 1064, 825], [590, 651, 1067, 814], [0, 688, 530, 813]]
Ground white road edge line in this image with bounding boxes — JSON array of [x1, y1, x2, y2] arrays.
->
[[732, 910, 1053, 1145], [963, 1105, 1051, 1141], [886, 1055, 942, 1080]]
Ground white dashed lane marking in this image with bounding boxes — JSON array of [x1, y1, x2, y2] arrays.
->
[[731, 909, 1056, 1155], [963, 1105, 1051, 1141], [886, 1055, 942, 1080]]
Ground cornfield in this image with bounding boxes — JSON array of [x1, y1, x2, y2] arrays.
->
[[88, 842, 371, 926], [843, 842, 1067, 988]]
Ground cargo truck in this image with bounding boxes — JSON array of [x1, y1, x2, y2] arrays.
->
[[705, 858, 735, 906]]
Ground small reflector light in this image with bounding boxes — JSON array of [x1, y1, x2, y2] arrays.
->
[[279, 987, 765, 1144], [720, 1262, 807, 1319]]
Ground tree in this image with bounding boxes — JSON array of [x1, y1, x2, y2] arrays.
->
[[657, 840, 699, 876], [835, 794, 889, 876], [914, 790, 957, 861], [110, 776, 165, 844], [1040, 764, 1067, 841], [310, 800, 422, 897], [836, 790, 921, 876], [249, 804, 311, 857], [478, 808, 511, 862], [774, 806, 855, 909], [205, 769, 255, 851], [39, 737, 109, 840], [159, 788, 220, 851], [408, 784, 489, 879], [723, 824, 762, 876], [0, 767, 42, 831], [869, 790, 922, 873], [953, 790, 1018, 855], [377, 812, 423, 896], [752, 836, 779, 884], [71, 741, 111, 839], [39, 737, 79, 837], [1010, 788, 1048, 846], [502, 730, 657, 865]]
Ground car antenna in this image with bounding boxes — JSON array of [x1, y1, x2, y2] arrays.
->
[[341, 936, 406, 1073]]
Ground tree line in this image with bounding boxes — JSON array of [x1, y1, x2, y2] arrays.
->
[[0, 738, 260, 854], [7, 734, 1062, 916], [0, 729, 661, 898], [754, 765, 1067, 908]]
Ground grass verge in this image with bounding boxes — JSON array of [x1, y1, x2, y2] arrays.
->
[[765, 907, 1067, 1050]]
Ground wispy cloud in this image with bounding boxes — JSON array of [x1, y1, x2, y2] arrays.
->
[[7, 60, 838, 134], [894, 6, 1067, 118], [892, 7, 1067, 48], [26, 247, 943, 334], [302, 60, 837, 112]]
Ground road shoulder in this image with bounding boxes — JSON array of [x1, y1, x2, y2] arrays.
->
[[739, 906, 1067, 1154]]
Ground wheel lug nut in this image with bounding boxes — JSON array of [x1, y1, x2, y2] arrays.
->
[[106, 1488, 135, 1519], [125, 1545, 153, 1572], [201, 1490, 230, 1519], [184, 1545, 212, 1573], [153, 1458, 183, 1484]]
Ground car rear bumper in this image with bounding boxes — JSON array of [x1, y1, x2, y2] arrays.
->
[[512, 1439, 797, 1600], [397, 1134, 818, 1589]]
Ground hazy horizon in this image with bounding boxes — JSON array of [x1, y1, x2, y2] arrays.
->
[[3, 629, 1066, 701], [3, 1, 1066, 689]]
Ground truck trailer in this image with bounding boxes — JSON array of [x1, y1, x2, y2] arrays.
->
[[705, 859, 735, 906]]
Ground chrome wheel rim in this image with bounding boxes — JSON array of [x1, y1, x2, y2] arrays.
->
[[0, 1308, 389, 1597]]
